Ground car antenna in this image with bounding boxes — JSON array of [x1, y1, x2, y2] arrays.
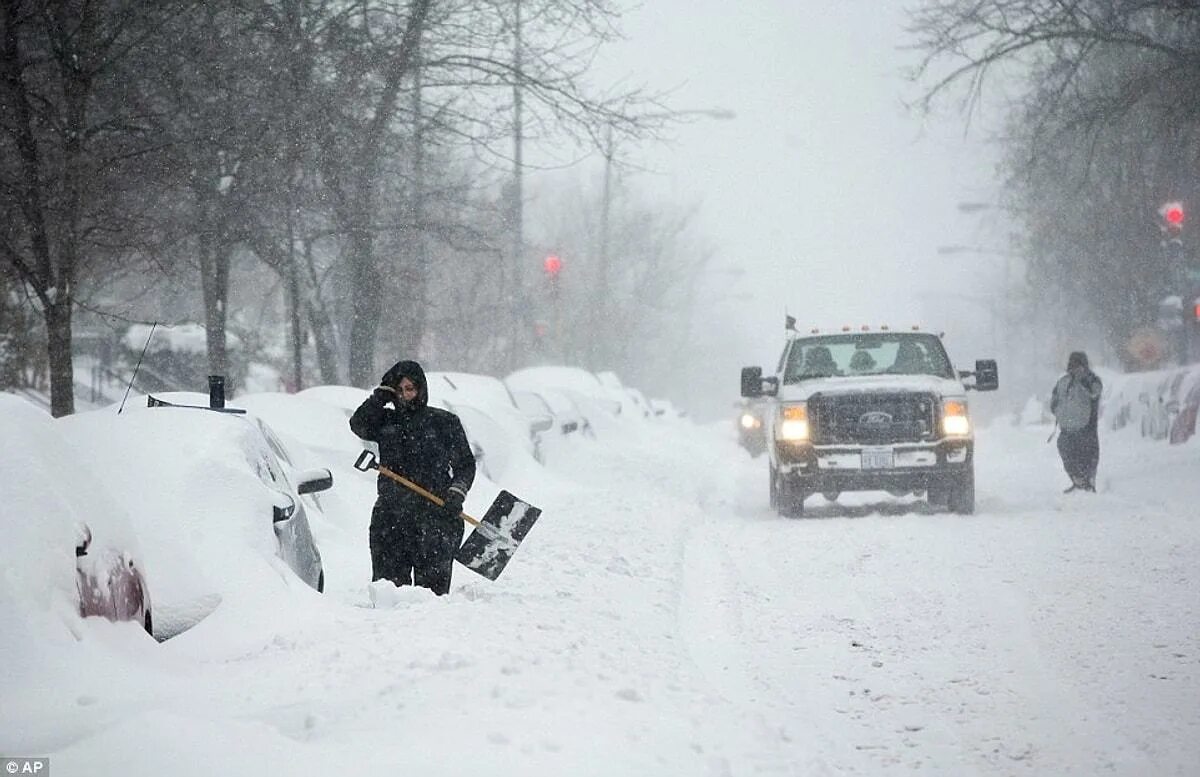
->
[[118, 321, 157, 414]]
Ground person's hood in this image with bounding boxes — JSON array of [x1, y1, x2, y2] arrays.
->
[[381, 360, 429, 408]]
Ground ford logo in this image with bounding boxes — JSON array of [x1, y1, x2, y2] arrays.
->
[[859, 411, 893, 425]]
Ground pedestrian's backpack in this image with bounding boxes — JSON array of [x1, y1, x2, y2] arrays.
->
[[1052, 375, 1093, 432]]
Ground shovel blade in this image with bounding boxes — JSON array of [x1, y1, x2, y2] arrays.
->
[[455, 490, 541, 581]]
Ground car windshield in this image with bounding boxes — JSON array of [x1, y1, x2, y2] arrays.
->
[[782, 333, 953, 383]]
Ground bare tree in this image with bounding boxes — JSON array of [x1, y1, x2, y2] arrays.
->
[[909, 0, 1200, 361], [0, 1, 190, 415]]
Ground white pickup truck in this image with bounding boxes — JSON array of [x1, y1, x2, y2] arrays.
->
[[741, 323, 998, 516]]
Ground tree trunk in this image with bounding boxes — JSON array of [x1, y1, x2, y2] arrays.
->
[[45, 301, 75, 417], [343, 0, 431, 386], [303, 235, 341, 384], [347, 208, 382, 386], [198, 206, 231, 381], [306, 299, 341, 385]]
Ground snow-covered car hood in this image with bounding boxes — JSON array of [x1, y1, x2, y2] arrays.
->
[[776, 374, 966, 403]]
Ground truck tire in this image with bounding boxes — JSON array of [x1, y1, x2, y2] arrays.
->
[[949, 468, 975, 515], [769, 466, 779, 510], [776, 473, 805, 518], [780, 492, 805, 518]]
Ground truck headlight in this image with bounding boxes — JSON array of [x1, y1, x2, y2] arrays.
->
[[740, 412, 761, 430], [779, 403, 809, 441], [942, 399, 970, 436]]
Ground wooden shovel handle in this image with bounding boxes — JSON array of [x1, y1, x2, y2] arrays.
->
[[377, 465, 482, 528]]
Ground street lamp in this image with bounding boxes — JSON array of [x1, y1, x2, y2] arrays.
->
[[592, 107, 737, 368]]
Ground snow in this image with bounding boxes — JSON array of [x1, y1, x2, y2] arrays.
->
[[0, 395, 143, 631], [122, 323, 242, 355], [55, 396, 323, 639], [2, 390, 1199, 776], [776, 372, 967, 403]]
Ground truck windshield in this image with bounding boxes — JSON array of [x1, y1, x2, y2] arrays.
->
[[782, 333, 954, 383]]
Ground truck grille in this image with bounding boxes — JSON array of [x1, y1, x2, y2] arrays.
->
[[808, 392, 936, 444]]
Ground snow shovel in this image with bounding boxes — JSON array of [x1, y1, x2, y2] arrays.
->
[[353, 450, 541, 581]]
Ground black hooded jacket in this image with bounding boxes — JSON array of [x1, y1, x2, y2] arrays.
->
[[349, 361, 476, 507]]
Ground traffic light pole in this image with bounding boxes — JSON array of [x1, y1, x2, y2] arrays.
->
[[1158, 201, 1193, 366]]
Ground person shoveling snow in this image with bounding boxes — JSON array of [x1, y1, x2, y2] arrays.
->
[[350, 361, 476, 595]]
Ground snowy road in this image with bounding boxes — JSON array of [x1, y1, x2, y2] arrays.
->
[[5, 417, 1198, 776], [680, 423, 1200, 774]]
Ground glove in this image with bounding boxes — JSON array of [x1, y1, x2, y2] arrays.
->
[[372, 385, 396, 403], [441, 490, 465, 521]]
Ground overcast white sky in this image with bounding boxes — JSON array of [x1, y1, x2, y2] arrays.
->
[[533, 1, 1017, 414]]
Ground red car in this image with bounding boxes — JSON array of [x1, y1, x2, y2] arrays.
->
[[75, 522, 153, 635], [0, 393, 154, 638]]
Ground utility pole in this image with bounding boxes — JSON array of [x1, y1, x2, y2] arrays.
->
[[591, 108, 735, 371], [409, 32, 428, 356], [592, 122, 614, 370], [509, 0, 525, 370], [284, 0, 304, 391], [1158, 201, 1189, 365], [543, 253, 564, 359]]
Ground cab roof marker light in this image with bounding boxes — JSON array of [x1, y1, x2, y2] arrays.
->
[[842, 326, 851, 332], [861, 325, 870, 331], [880, 325, 889, 331]]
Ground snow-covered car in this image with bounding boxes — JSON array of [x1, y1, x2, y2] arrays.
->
[[0, 394, 152, 635], [74, 522, 152, 633], [741, 324, 998, 516], [57, 393, 330, 639], [649, 397, 686, 419], [233, 391, 391, 595], [236, 391, 368, 506], [624, 386, 653, 419], [511, 387, 588, 437], [427, 371, 552, 463], [595, 371, 644, 419], [506, 366, 623, 436]]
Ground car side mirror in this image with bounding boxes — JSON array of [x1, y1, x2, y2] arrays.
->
[[273, 493, 297, 523], [530, 413, 555, 434], [296, 468, 334, 495], [75, 523, 93, 558]]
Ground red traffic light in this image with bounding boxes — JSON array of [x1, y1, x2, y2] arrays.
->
[[543, 254, 562, 276], [1161, 201, 1185, 227]]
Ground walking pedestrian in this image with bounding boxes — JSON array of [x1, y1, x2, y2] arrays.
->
[[1050, 351, 1103, 492]]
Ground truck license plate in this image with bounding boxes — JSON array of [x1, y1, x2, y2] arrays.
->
[[861, 446, 895, 469]]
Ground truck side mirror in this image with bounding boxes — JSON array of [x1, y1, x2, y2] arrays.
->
[[971, 359, 999, 391], [741, 367, 779, 398], [741, 367, 762, 398]]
